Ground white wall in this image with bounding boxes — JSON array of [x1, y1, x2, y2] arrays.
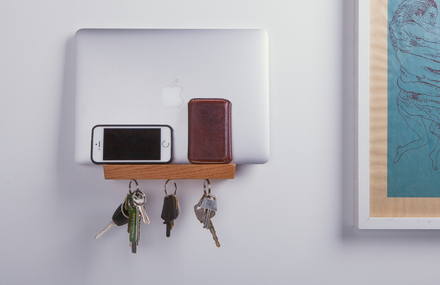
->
[[2, 1, 440, 284]]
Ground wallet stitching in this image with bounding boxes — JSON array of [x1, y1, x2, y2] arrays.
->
[[189, 98, 228, 103], [190, 160, 230, 164]]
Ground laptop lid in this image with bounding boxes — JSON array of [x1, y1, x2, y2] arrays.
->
[[75, 29, 269, 164]]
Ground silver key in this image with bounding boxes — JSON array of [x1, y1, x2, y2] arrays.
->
[[194, 203, 215, 223], [207, 219, 221, 248], [201, 194, 217, 229], [127, 197, 141, 253], [95, 195, 130, 239], [95, 221, 115, 240], [132, 190, 150, 224], [194, 205, 220, 247]]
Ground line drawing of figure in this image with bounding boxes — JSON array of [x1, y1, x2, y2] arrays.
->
[[389, 0, 440, 170]]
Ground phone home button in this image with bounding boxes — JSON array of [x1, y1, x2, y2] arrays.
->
[[162, 140, 170, 148]]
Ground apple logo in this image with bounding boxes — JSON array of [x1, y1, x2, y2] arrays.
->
[[160, 79, 184, 108]]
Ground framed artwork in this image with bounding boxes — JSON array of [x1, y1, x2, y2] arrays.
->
[[356, 0, 440, 229]]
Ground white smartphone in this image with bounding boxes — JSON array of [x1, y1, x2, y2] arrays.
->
[[91, 125, 172, 164]]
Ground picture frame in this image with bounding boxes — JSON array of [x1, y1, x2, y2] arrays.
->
[[356, 0, 440, 229]]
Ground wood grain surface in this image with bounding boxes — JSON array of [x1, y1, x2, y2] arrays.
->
[[103, 164, 236, 180]]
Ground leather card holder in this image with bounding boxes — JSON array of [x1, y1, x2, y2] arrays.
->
[[188, 98, 232, 164]]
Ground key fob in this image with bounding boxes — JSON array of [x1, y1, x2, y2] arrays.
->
[[112, 203, 130, 226], [161, 195, 179, 221]]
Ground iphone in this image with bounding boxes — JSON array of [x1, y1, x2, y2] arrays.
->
[[91, 125, 172, 164]]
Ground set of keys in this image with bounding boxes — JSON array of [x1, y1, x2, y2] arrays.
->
[[194, 179, 220, 248], [161, 179, 179, 237], [94, 179, 150, 254], [94, 179, 220, 252]]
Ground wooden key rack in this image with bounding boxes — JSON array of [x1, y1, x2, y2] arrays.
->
[[103, 164, 236, 180]]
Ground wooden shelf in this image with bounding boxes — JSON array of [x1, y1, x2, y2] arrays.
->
[[103, 164, 236, 180]]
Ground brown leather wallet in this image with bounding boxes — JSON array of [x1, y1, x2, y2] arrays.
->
[[188, 98, 232, 164]]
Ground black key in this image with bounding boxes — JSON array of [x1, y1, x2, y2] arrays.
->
[[161, 195, 179, 237], [95, 201, 130, 239], [113, 202, 130, 226]]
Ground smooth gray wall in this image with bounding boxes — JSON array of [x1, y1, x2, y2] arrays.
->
[[2, 1, 439, 284]]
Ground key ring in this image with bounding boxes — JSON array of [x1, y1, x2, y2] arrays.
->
[[203, 179, 211, 194], [129, 179, 139, 193], [164, 179, 177, 196]]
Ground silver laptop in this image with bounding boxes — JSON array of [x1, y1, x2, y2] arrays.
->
[[75, 29, 269, 164]]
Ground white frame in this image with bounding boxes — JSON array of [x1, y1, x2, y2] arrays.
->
[[355, 0, 440, 229]]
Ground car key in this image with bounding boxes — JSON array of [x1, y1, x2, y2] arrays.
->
[[128, 196, 140, 254], [161, 195, 179, 237], [127, 179, 143, 254], [194, 203, 220, 248], [200, 179, 217, 229], [132, 189, 150, 224], [194, 180, 220, 247], [194, 197, 216, 222], [161, 179, 179, 237], [207, 217, 221, 248], [200, 194, 217, 229], [95, 194, 130, 239]]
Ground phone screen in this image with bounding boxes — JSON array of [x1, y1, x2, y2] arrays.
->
[[103, 128, 161, 160]]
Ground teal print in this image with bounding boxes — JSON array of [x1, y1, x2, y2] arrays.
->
[[388, 0, 440, 197]]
